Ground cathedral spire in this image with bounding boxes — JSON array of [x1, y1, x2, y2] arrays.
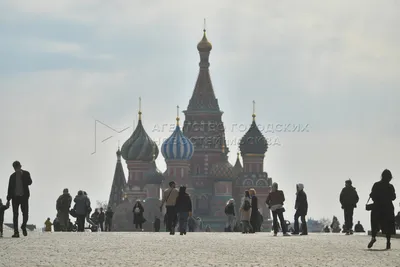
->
[[176, 105, 180, 126], [108, 147, 127, 208], [252, 100, 256, 121], [185, 24, 220, 114]]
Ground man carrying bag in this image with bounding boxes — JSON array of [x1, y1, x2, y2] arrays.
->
[[160, 181, 179, 235]]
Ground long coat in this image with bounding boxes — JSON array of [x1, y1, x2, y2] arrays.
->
[[295, 190, 308, 216], [133, 204, 145, 225], [370, 181, 396, 235], [240, 197, 252, 221]]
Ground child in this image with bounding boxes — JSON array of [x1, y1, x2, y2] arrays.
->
[[0, 198, 10, 238], [44, 218, 53, 232]]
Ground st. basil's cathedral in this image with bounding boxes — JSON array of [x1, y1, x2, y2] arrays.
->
[[108, 28, 273, 231]]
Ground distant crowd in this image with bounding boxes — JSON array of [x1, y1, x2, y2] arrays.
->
[[0, 161, 398, 250]]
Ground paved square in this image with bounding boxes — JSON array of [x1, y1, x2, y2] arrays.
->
[[0, 229, 399, 267]]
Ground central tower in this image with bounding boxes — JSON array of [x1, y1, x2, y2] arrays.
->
[[183, 27, 228, 216]]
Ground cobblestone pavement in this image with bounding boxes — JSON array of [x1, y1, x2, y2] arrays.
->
[[0, 229, 399, 267]]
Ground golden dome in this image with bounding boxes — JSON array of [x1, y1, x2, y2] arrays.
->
[[197, 30, 212, 52]]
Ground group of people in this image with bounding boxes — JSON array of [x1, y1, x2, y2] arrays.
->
[[0, 160, 398, 250], [160, 181, 193, 235], [224, 183, 308, 236]]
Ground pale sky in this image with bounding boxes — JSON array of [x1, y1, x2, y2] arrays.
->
[[0, 0, 399, 229]]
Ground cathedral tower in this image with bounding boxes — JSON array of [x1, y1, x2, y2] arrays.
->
[[120, 98, 159, 201], [182, 27, 228, 215]]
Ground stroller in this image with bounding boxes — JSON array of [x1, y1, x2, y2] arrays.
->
[[69, 209, 98, 232]]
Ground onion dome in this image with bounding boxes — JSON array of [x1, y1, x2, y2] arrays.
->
[[121, 98, 159, 161], [239, 101, 268, 155], [161, 106, 194, 160], [197, 29, 212, 53]]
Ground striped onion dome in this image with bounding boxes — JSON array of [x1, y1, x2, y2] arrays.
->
[[161, 116, 194, 160]]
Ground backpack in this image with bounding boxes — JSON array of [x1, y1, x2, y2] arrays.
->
[[243, 200, 251, 211]]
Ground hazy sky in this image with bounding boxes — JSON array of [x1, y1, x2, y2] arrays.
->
[[0, 0, 399, 229]]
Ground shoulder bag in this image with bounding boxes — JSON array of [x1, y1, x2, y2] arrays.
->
[[365, 197, 374, 211]]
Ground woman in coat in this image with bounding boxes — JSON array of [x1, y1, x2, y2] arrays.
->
[[132, 200, 145, 231], [240, 190, 252, 233], [175, 186, 192, 235], [249, 188, 259, 233], [368, 169, 396, 250], [266, 182, 289, 236]]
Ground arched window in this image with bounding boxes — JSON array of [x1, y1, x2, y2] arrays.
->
[[243, 179, 253, 186], [256, 179, 267, 186]]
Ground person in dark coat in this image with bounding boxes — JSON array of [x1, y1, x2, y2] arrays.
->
[[105, 207, 114, 232], [133, 201, 145, 230], [224, 199, 235, 232], [74, 190, 88, 232], [339, 179, 359, 235], [293, 183, 308, 235], [249, 188, 259, 233], [7, 161, 32, 238], [354, 221, 365, 233], [266, 182, 289, 236], [56, 188, 72, 231], [368, 169, 396, 250], [98, 208, 105, 231], [175, 186, 192, 235], [0, 198, 10, 238]]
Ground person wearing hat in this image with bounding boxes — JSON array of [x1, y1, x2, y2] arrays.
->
[[7, 161, 32, 238], [56, 188, 72, 231], [339, 179, 359, 235], [160, 181, 179, 235]]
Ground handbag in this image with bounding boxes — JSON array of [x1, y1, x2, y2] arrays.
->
[[365, 197, 374, 211]]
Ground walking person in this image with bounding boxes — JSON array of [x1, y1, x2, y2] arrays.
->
[[7, 161, 32, 238], [293, 183, 308, 235], [240, 190, 252, 234], [73, 190, 87, 232], [249, 188, 259, 233], [224, 199, 235, 232], [339, 179, 359, 235], [56, 188, 72, 231], [98, 207, 105, 232], [175, 186, 192, 235], [105, 206, 114, 232], [0, 198, 10, 237], [160, 181, 179, 235], [266, 182, 290, 236], [367, 169, 396, 250], [133, 200, 145, 231]]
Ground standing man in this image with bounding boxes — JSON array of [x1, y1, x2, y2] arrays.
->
[[340, 179, 359, 235], [160, 181, 179, 235], [98, 207, 105, 231], [7, 161, 32, 238], [56, 188, 72, 231], [293, 183, 308, 235]]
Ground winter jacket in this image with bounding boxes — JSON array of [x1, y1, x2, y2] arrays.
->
[[175, 193, 192, 213], [240, 197, 252, 221], [266, 190, 285, 211], [295, 190, 308, 216], [98, 212, 105, 223], [225, 203, 235, 216], [56, 193, 72, 212], [44, 219, 52, 232], [340, 186, 359, 209], [74, 195, 88, 216], [7, 170, 32, 201], [133, 204, 145, 225]]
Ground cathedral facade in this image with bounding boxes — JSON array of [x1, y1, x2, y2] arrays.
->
[[108, 29, 273, 231]]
